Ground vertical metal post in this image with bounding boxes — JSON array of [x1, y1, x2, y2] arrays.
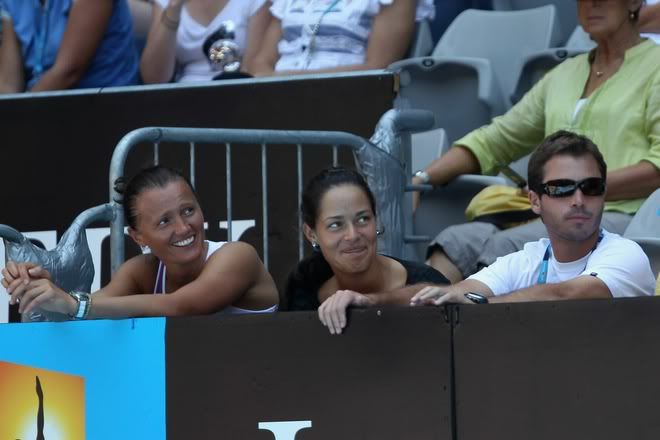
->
[[226, 143, 232, 242], [332, 145, 338, 166], [261, 143, 268, 269], [296, 144, 303, 261], [153, 142, 160, 165], [189, 142, 196, 188], [110, 204, 124, 275]]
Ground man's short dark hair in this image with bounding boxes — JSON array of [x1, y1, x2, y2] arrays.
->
[[528, 130, 607, 194]]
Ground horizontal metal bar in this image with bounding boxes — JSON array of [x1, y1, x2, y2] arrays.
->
[[405, 184, 433, 192], [404, 235, 431, 243]]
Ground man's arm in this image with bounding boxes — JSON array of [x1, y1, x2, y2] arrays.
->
[[410, 279, 494, 306], [490, 275, 611, 303], [365, 283, 441, 306]]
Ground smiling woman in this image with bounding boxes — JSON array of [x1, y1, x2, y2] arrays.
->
[[1, 166, 279, 319], [284, 167, 449, 334]]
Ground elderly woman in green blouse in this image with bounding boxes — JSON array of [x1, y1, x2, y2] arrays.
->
[[414, 0, 660, 283]]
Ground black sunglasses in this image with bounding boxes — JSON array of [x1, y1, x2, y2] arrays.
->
[[541, 177, 606, 198]]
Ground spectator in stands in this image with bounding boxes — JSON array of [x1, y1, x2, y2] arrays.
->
[[249, 0, 435, 76], [285, 167, 449, 334], [640, 0, 660, 43], [414, 0, 660, 283], [0, 0, 139, 93], [140, 0, 270, 83], [411, 131, 656, 305], [2, 166, 279, 318]]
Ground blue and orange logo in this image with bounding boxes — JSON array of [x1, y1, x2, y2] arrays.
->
[[0, 361, 85, 439]]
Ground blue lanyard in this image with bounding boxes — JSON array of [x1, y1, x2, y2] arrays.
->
[[33, 0, 51, 76], [536, 230, 604, 285]]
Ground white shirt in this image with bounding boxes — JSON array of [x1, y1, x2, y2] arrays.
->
[[468, 230, 655, 298], [154, 0, 266, 82], [270, 0, 435, 71]]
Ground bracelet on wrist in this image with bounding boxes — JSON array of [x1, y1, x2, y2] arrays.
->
[[161, 9, 180, 30], [414, 170, 431, 184]]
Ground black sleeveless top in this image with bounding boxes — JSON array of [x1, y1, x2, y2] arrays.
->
[[284, 254, 449, 311]]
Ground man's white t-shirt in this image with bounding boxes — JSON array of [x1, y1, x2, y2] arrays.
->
[[468, 230, 655, 298], [154, 0, 266, 82]]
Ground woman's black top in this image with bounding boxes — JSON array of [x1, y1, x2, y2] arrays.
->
[[284, 254, 449, 311]]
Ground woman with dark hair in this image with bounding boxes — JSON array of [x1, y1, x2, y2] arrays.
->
[[285, 167, 448, 334], [2, 166, 278, 318]]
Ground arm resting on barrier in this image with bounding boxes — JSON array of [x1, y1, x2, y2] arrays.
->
[[409, 276, 611, 305], [319, 283, 443, 335], [87, 241, 275, 317], [3, 242, 277, 318], [410, 279, 493, 306], [30, 0, 113, 92], [488, 275, 612, 303]]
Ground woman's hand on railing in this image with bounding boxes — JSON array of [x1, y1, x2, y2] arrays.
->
[[318, 289, 374, 335]]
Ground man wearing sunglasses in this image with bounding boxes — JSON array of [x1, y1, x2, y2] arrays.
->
[[411, 131, 656, 305]]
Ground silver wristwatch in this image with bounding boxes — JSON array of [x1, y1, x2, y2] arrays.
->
[[68, 291, 91, 319], [414, 170, 431, 184]]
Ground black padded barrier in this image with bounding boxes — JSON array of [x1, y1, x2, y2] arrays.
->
[[166, 307, 453, 440], [452, 296, 660, 440]]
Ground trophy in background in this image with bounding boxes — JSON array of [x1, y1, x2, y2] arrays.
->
[[203, 20, 251, 79]]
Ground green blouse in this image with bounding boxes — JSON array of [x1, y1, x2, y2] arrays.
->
[[457, 39, 660, 214]]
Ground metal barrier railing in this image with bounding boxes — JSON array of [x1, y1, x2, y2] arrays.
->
[[110, 130, 379, 274], [108, 109, 434, 274]]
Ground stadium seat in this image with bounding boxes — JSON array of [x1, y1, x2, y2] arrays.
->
[[409, 126, 530, 261], [623, 188, 660, 276], [491, 0, 577, 45], [408, 19, 435, 58], [510, 26, 594, 105], [389, 6, 559, 143]]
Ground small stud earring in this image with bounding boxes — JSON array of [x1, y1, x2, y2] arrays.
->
[[630, 11, 635, 20], [141, 245, 151, 254], [312, 241, 320, 251], [376, 226, 385, 236]]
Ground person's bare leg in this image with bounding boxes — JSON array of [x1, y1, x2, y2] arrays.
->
[[427, 249, 463, 284]]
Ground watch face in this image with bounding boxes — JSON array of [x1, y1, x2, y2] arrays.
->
[[464, 292, 488, 304]]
